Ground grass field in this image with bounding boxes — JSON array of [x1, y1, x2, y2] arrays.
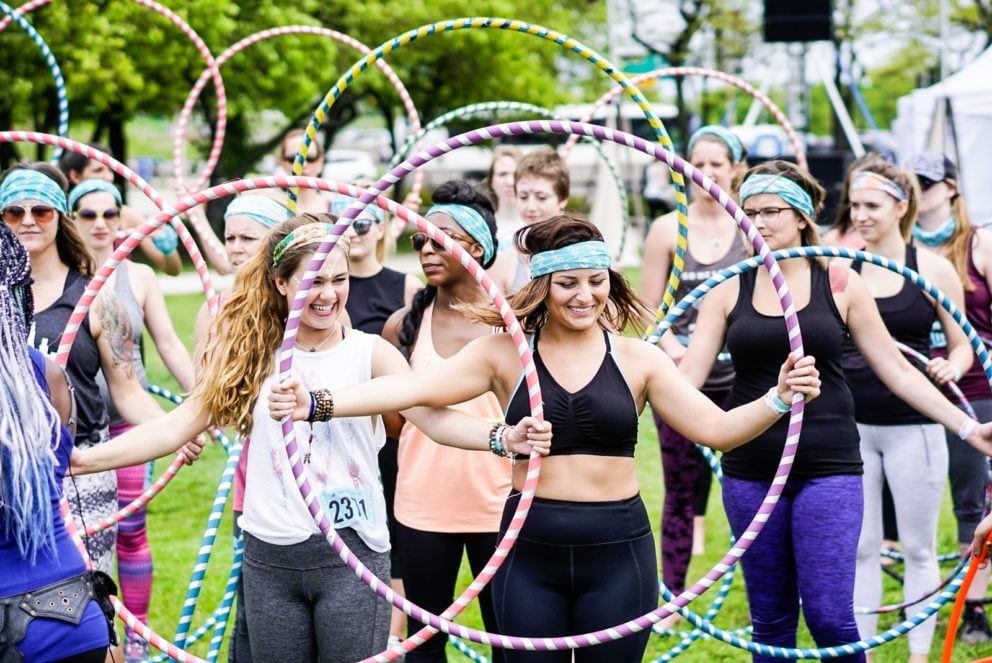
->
[[133, 289, 991, 661]]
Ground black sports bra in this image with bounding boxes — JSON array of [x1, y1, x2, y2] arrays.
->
[[505, 330, 639, 458]]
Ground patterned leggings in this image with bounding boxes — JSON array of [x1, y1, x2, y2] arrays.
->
[[112, 422, 154, 626], [655, 388, 724, 593]]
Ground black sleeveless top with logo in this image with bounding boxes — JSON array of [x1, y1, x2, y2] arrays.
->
[[505, 330, 639, 457], [32, 270, 109, 447], [722, 262, 862, 481], [345, 267, 407, 336], [842, 245, 935, 425]]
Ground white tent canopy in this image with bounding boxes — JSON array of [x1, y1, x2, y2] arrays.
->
[[893, 46, 992, 224]]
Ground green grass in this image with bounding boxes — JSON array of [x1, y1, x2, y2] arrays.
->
[[132, 290, 991, 661]]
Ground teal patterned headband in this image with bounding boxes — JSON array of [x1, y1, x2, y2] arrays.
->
[[688, 125, 744, 164], [530, 240, 611, 279], [426, 203, 494, 264], [68, 178, 122, 211], [740, 174, 815, 220], [0, 169, 67, 213]]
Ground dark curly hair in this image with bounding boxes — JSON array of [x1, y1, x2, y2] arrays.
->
[[397, 180, 498, 359]]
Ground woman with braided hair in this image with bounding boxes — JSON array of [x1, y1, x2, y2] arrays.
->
[[0, 222, 112, 662], [379, 179, 508, 662], [71, 213, 550, 661]]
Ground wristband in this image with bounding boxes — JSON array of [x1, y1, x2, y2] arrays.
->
[[151, 225, 179, 256], [307, 392, 317, 422], [763, 387, 790, 415], [959, 417, 978, 441], [951, 365, 963, 383]]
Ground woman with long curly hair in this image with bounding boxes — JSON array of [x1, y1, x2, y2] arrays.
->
[[71, 213, 550, 661]]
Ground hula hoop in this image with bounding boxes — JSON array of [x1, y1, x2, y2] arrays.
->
[[279, 119, 804, 660], [644, 244, 992, 656], [564, 66, 807, 171], [388, 100, 631, 259], [287, 17, 691, 320], [0, 1, 69, 159], [0, 0, 48, 31]]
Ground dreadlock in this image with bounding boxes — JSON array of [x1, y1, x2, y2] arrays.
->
[[0, 223, 60, 562]]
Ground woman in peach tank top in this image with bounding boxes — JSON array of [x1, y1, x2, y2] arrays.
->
[[381, 180, 510, 662]]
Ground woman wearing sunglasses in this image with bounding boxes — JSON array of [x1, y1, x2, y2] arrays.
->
[[333, 194, 420, 337], [277, 129, 331, 214], [374, 180, 509, 662], [67, 178, 195, 661], [909, 150, 992, 642], [0, 165, 170, 604]]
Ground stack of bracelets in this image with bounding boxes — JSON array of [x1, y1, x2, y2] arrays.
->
[[488, 422, 514, 458]]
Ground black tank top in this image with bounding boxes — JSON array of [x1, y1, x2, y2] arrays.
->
[[32, 270, 109, 447], [722, 263, 862, 481], [843, 245, 935, 425], [505, 330, 639, 457], [345, 267, 407, 335]]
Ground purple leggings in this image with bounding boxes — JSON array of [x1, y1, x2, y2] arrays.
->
[[111, 422, 153, 627], [655, 388, 722, 593], [722, 473, 865, 663]]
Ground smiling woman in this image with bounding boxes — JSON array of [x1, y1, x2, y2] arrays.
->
[[269, 212, 823, 661]]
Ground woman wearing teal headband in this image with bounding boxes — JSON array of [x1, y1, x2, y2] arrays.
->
[[58, 146, 183, 276], [841, 160, 970, 661], [70, 214, 549, 662], [909, 151, 992, 641], [641, 125, 749, 617], [679, 159, 992, 662], [379, 180, 506, 661], [69, 178, 196, 661], [0, 164, 171, 608], [269, 213, 822, 662]]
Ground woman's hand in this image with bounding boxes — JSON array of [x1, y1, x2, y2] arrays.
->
[[269, 377, 311, 422], [776, 354, 821, 405], [971, 512, 992, 561], [925, 356, 960, 385], [178, 436, 207, 465], [964, 422, 992, 458], [504, 417, 553, 457]]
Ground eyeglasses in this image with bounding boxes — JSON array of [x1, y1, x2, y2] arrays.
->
[[410, 231, 476, 252], [742, 207, 791, 222], [2, 205, 57, 225], [282, 151, 321, 163], [77, 208, 120, 221]]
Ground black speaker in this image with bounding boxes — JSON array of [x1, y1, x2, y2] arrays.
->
[[763, 0, 833, 43]]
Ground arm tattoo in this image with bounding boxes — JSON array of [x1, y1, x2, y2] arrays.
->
[[96, 291, 137, 378]]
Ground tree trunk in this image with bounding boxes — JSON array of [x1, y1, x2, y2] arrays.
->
[[107, 105, 128, 202], [0, 107, 17, 169]]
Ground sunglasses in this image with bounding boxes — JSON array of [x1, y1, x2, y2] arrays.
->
[[352, 218, 377, 236], [77, 208, 120, 221], [917, 177, 942, 192], [283, 151, 321, 163], [2, 205, 57, 225], [410, 231, 476, 252]]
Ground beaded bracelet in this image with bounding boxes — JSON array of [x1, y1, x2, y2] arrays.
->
[[311, 389, 334, 422], [488, 422, 511, 457]]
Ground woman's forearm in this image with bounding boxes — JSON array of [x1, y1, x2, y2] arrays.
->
[[885, 360, 973, 430], [403, 406, 494, 451], [72, 399, 209, 474]]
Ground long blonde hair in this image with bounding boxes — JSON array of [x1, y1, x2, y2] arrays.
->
[[193, 213, 348, 433], [943, 179, 976, 291]]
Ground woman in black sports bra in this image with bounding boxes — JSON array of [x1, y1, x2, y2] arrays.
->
[[269, 214, 823, 662]]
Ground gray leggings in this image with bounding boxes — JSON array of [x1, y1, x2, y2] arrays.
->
[[854, 422, 947, 655], [243, 530, 391, 662]]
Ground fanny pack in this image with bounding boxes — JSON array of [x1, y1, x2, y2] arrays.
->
[[0, 570, 118, 662]]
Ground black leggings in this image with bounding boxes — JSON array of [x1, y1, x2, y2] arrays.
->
[[395, 522, 503, 663], [491, 493, 658, 662]]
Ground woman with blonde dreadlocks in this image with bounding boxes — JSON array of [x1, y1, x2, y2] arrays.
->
[[71, 213, 551, 661], [0, 222, 113, 662]]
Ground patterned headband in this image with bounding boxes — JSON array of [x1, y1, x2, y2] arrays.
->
[[530, 240, 611, 279], [851, 171, 908, 202]]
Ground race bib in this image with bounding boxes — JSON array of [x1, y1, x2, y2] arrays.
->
[[321, 487, 375, 529]]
